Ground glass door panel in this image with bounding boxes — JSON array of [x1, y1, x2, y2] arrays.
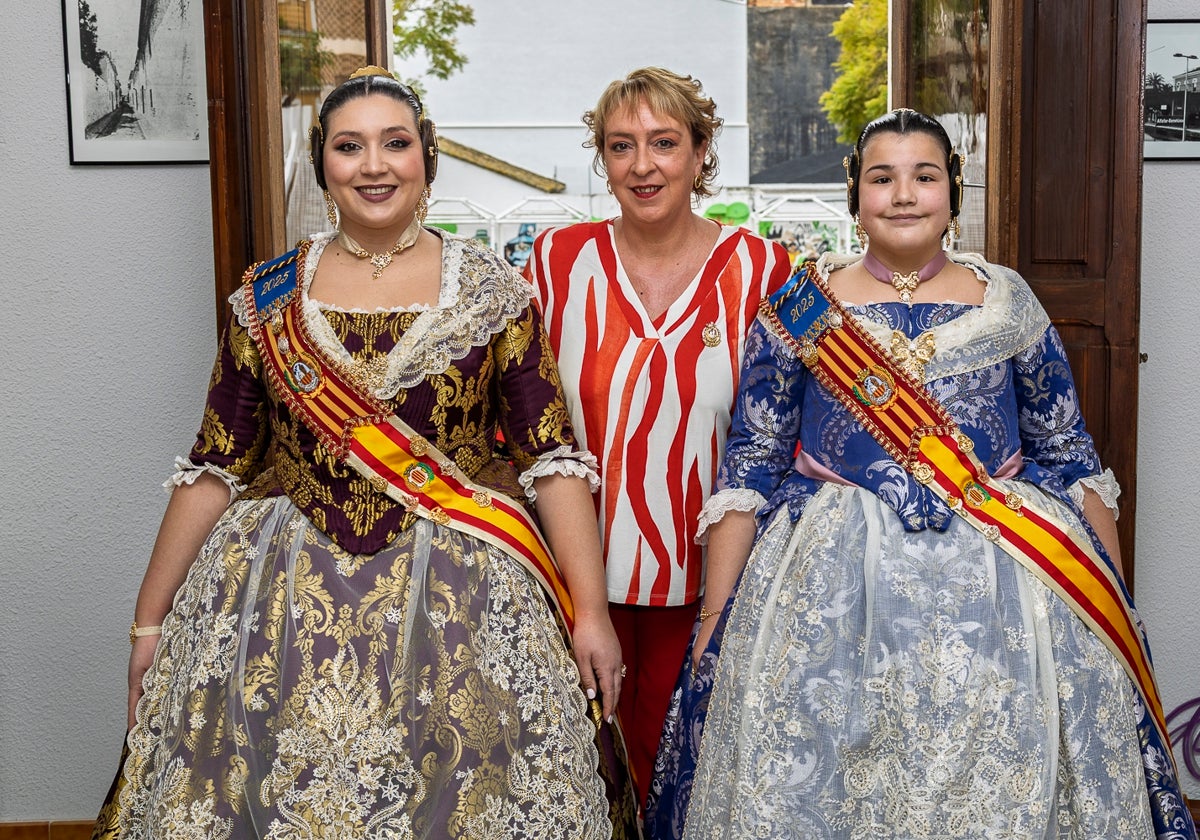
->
[[902, 0, 989, 253], [279, 0, 371, 244]]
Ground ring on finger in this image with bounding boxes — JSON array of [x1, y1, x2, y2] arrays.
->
[[620, 664, 627, 677]]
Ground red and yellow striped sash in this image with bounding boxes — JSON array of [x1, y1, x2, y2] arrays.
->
[[763, 265, 1171, 755], [242, 249, 575, 632]]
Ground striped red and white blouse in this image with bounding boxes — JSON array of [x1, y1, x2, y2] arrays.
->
[[527, 220, 792, 606]]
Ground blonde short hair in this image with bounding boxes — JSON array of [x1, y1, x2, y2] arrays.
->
[[583, 66, 722, 198]]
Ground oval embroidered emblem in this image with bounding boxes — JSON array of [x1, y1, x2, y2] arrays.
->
[[963, 481, 991, 508], [403, 463, 435, 492], [852, 365, 897, 409], [286, 355, 323, 395]]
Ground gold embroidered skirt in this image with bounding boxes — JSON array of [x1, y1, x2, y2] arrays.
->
[[102, 495, 612, 839]]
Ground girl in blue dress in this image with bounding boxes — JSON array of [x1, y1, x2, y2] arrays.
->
[[648, 109, 1195, 840]]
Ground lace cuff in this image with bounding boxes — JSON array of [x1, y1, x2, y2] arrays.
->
[[695, 488, 766, 545], [229, 286, 251, 328], [164, 456, 246, 503], [1067, 467, 1121, 520], [518, 446, 601, 503]]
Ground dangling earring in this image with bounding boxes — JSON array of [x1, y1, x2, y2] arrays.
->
[[855, 216, 868, 250], [324, 190, 338, 229], [944, 216, 961, 250], [416, 185, 431, 225], [693, 174, 703, 192]]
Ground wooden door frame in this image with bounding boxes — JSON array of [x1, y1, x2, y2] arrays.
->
[[997, 0, 1146, 586], [201, 0, 391, 329], [892, 0, 1145, 584]]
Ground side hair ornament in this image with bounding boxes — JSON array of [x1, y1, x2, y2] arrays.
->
[[944, 149, 966, 245], [842, 148, 860, 215], [948, 149, 966, 219]]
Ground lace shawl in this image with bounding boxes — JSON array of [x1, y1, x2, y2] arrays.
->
[[232, 231, 535, 400], [815, 251, 1050, 383]]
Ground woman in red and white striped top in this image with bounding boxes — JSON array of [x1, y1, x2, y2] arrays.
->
[[526, 66, 792, 810]]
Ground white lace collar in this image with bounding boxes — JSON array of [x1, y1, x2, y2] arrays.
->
[[813, 251, 1050, 382], [233, 230, 534, 400]]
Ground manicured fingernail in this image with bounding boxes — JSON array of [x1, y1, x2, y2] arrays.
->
[[586, 688, 596, 700], [607, 715, 613, 724]]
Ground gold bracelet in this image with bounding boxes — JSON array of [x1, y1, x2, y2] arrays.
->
[[698, 605, 719, 622], [130, 621, 163, 645]]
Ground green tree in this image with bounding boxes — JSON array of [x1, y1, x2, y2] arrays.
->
[[910, 0, 989, 133], [279, 29, 333, 105], [77, 0, 104, 77], [393, 0, 475, 85], [820, 0, 888, 144], [1145, 72, 1169, 92]]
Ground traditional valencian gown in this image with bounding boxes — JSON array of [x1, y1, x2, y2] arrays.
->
[[649, 252, 1196, 840], [96, 231, 630, 839]]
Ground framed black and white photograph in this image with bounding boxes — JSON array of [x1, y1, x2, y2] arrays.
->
[[1145, 19, 1200, 161], [61, 0, 209, 164]]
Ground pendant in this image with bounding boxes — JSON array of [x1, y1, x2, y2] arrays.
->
[[369, 253, 392, 278], [891, 271, 920, 303], [701, 322, 722, 347]]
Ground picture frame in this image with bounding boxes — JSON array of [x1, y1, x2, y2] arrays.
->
[[1145, 19, 1200, 161], [60, 0, 209, 164]]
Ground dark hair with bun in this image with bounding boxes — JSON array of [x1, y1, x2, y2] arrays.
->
[[842, 109, 963, 222]]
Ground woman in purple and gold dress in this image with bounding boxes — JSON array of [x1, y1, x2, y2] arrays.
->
[[92, 68, 635, 840], [649, 109, 1195, 840]]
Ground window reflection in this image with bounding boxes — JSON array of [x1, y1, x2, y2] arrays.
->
[[270, 1, 990, 258], [279, 0, 368, 245], [906, 0, 989, 253]]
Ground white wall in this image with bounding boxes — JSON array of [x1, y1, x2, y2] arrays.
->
[[1140, 0, 1200, 799], [0, 2, 216, 821]]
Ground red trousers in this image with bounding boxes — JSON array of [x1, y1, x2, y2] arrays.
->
[[610, 601, 698, 810]]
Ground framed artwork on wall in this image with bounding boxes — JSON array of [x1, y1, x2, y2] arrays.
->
[[60, 0, 209, 164], [1145, 19, 1200, 161]]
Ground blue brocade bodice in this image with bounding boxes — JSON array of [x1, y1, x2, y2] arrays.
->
[[717, 259, 1103, 534]]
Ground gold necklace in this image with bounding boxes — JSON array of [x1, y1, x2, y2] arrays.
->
[[862, 249, 948, 305], [338, 214, 422, 279]]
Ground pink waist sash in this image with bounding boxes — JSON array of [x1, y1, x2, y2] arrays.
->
[[794, 448, 1024, 486]]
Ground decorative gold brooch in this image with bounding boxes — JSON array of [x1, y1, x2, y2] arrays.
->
[[890, 330, 936, 381]]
